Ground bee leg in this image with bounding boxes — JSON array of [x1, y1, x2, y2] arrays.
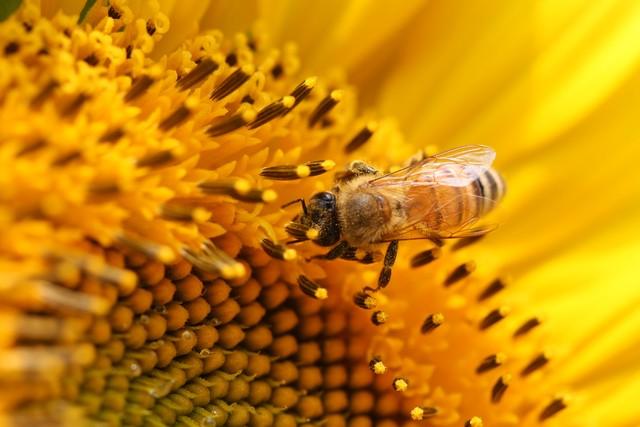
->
[[335, 161, 379, 183], [377, 240, 399, 289], [312, 240, 350, 260]]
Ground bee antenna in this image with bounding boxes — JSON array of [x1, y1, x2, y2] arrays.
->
[[281, 198, 308, 215]]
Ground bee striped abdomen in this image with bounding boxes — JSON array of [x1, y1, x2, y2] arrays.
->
[[469, 167, 505, 215]]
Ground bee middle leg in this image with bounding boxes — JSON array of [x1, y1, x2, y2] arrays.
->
[[377, 240, 399, 290], [312, 240, 351, 260]]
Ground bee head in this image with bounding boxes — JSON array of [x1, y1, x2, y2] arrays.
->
[[304, 191, 341, 246]]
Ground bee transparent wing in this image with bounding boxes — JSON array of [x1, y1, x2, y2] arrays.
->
[[377, 193, 497, 242], [368, 145, 496, 188], [427, 144, 496, 166]]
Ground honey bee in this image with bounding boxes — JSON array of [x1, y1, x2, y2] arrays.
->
[[285, 145, 506, 290]]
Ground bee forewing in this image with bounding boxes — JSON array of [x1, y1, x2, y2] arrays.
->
[[428, 144, 496, 166]]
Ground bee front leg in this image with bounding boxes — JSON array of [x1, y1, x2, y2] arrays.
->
[[377, 240, 399, 289]]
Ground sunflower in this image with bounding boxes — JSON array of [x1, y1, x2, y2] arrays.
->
[[1, 1, 639, 426]]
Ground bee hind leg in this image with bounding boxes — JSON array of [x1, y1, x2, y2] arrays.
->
[[341, 248, 382, 264], [377, 240, 399, 290]]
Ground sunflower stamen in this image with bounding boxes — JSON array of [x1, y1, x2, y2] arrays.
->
[[345, 121, 378, 153], [476, 353, 506, 374], [117, 235, 176, 265], [308, 90, 343, 128], [99, 127, 125, 143], [260, 239, 297, 261], [247, 96, 296, 129], [60, 93, 90, 118], [539, 396, 568, 421], [368, 357, 386, 374], [410, 247, 441, 268], [465, 416, 484, 427], [514, 317, 542, 338], [479, 306, 510, 330], [177, 58, 220, 91], [491, 374, 511, 403], [445, 261, 476, 286], [125, 75, 155, 102], [392, 377, 409, 392], [30, 80, 58, 108], [206, 108, 257, 137], [289, 77, 317, 107], [410, 406, 438, 420], [477, 278, 507, 301], [260, 159, 335, 181], [421, 312, 444, 333], [136, 148, 183, 168], [371, 310, 388, 325], [353, 290, 377, 309], [16, 138, 46, 156], [297, 275, 328, 300], [284, 222, 319, 241], [198, 179, 276, 203], [210, 64, 254, 101], [159, 99, 197, 130], [521, 352, 550, 376]]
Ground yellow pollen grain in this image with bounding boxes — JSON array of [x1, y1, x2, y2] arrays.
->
[[496, 352, 507, 364], [241, 63, 256, 75], [321, 160, 336, 170], [191, 208, 211, 223], [306, 228, 320, 240], [304, 76, 318, 88], [432, 312, 445, 325], [330, 90, 344, 101], [295, 165, 311, 178], [372, 361, 386, 375], [315, 288, 328, 300], [467, 416, 484, 427], [233, 179, 251, 194], [241, 108, 257, 122], [282, 96, 295, 109], [261, 189, 278, 203], [410, 407, 425, 421], [282, 248, 297, 261], [393, 378, 408, 392], [156, 247, 176, 264], [184, 96, 199, 110]]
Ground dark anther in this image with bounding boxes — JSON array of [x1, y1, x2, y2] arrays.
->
[[479, 307, 510, 330], [476, 353, 506, 374], [491, 375, 511, 403], [345, 122, 377, 153], [177, 58, 219, 91], [477, 278, 507, 301], [4, 41, 19, 55], [445, 262, 476, 286], [271, 63, 283, 79], [513, 317, 541, 338], [421, 313, 444, 334], [538, 397, 567, 421], [108, 6, 122, 19], [225, 53, 238, 66], [410, 247, 441, 268], [125, 75, 154, 102], [521, 352, 550, 377]]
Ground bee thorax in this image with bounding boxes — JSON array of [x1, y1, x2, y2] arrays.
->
[[338, 192, 388, 247]]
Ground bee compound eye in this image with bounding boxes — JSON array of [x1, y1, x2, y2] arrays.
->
[[313, 191, 335, 203]]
